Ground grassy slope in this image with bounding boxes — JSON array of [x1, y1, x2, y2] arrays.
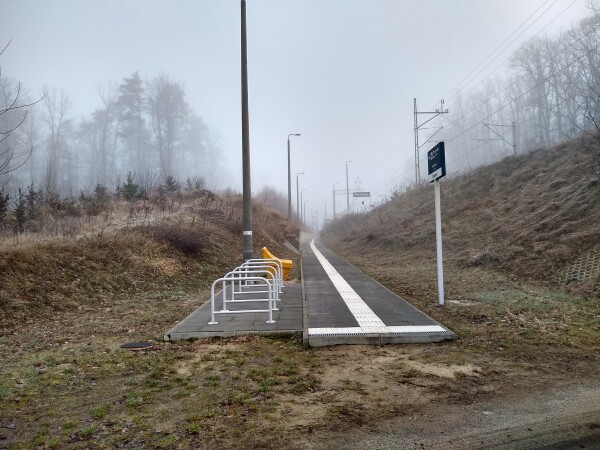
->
[[323, 137, 600, 285], [1, 139, 599, 448], [321, 139, 600, 379], [0, 198, 316, 449], [0, 198, 298, 327]]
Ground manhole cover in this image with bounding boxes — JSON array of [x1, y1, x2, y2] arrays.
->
[[120, 342, 155, 351]]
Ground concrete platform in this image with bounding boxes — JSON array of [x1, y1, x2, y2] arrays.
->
[[303, 239, 455, 347], [164, 283, 303, 341], [164, 238, 454, 347]]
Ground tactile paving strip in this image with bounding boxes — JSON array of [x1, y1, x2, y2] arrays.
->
[[309, 240, 452, 337], [310, 240, 386, 329]]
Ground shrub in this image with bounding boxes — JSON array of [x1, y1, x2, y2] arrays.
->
[[152, 226, 205, 257], [123, 172, 139, 201]]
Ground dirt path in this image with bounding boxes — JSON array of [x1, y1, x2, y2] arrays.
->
[[314, 380, 600, 449]]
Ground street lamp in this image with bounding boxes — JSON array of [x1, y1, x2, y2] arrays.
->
[[241, 0, 253, 261], [301, 188, 308, 224], [296, 172, 305, 220], [332, 182, 338, 220], [287, 133, 301, 218], [346, 160, 352, 212]]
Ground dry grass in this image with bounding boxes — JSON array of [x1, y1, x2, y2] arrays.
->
[[0, 196, 314, 449], [0, 191, 549, 449], [324, 136, 600, 288], [320, 137, 600, 403], [0, 193, 299, 328], [1, 166, 598, 448]]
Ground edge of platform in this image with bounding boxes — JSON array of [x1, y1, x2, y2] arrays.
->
[[308, 331, 454, 347], [165, 329, 302, 341], [301, 246, 309, 346]]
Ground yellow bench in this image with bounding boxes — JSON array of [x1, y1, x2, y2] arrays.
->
[[261, 247, 293, 281]]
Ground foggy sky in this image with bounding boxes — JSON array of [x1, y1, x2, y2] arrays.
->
[[1, 0, 591, 223]]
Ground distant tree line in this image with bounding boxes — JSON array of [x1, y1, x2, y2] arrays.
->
[[440, 4, 600, 175], [0, 171, 213, 237], [0, 61, 224, 202]]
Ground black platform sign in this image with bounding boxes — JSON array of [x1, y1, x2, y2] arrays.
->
[[427, 142, 446, 182]]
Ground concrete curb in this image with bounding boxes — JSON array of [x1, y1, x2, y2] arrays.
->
[[301, 243, 308, 346]]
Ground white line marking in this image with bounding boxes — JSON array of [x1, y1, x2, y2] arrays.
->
[[310, 240, 385, 332], [309, 239, 449, 337]]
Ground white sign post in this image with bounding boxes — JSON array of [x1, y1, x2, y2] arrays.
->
[[434, 179, 444, 306], [428, 142, 446, 306]]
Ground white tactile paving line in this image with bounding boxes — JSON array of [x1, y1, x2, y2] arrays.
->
[[308, 240, 448, 337]]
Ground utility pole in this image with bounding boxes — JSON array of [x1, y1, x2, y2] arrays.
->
[[512, 121, 517, 156], [332, 183, 337, 220], [345, 160, 352, 212], [303, 201, 306, 224], [414, 98, 449, 185], [296, 172, 304, 220], [301, 189, 307, 224], [324, 201, 327, 224], [287, 133, 301, 218], [241, 0, 252, 262], [475, 121, 517, 156]]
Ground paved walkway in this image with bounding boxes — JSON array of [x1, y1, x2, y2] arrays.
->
[[303, 239, 454, 347], [164, 283, 303, 341], [164, 238, 454, 347]]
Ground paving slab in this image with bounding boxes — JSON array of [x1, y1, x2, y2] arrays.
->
[[303, 239, 455, 347], [164, 283, 303, 341]]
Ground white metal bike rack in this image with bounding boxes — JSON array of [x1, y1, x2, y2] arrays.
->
[[245, 258, 284, 288], [207, 257, 286, 326], [236, 263, 282, 294], [223, 267, 280, 305], [209, 276, 275, 324]]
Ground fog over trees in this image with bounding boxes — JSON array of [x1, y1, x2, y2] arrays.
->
[[1, 2, 600, 219], [441, 6, 600, 176], [0, 62, 223, 199]]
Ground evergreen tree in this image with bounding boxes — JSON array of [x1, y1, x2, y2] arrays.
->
[[122, 171, 139, 201], [13, 188, 26, 234], [0, 189, 8, 227], [25, 183, 38, 220], [118, 71, 147, 174], [164, 175, 179, 193]]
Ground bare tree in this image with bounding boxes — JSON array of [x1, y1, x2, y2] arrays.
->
[[42, 86, 71, 195], [0, 40, 41, 186], [94, 82, 120, 186], [146, 74, 187, 180]]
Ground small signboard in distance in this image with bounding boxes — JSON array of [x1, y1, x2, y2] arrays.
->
[[353, 191, 370, 198], [427, 142, 446, 182]]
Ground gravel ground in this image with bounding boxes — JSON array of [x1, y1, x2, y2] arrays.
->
[[316, 380, 600, 449]]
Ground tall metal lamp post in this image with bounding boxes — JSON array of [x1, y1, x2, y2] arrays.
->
[[332, 182, 338, 220], [301, 189, 308, 224], [287, 133, 301, 218], [296, 172, 305, 220], [345, 160, 352, 212], [241, 0, 252, 261]]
